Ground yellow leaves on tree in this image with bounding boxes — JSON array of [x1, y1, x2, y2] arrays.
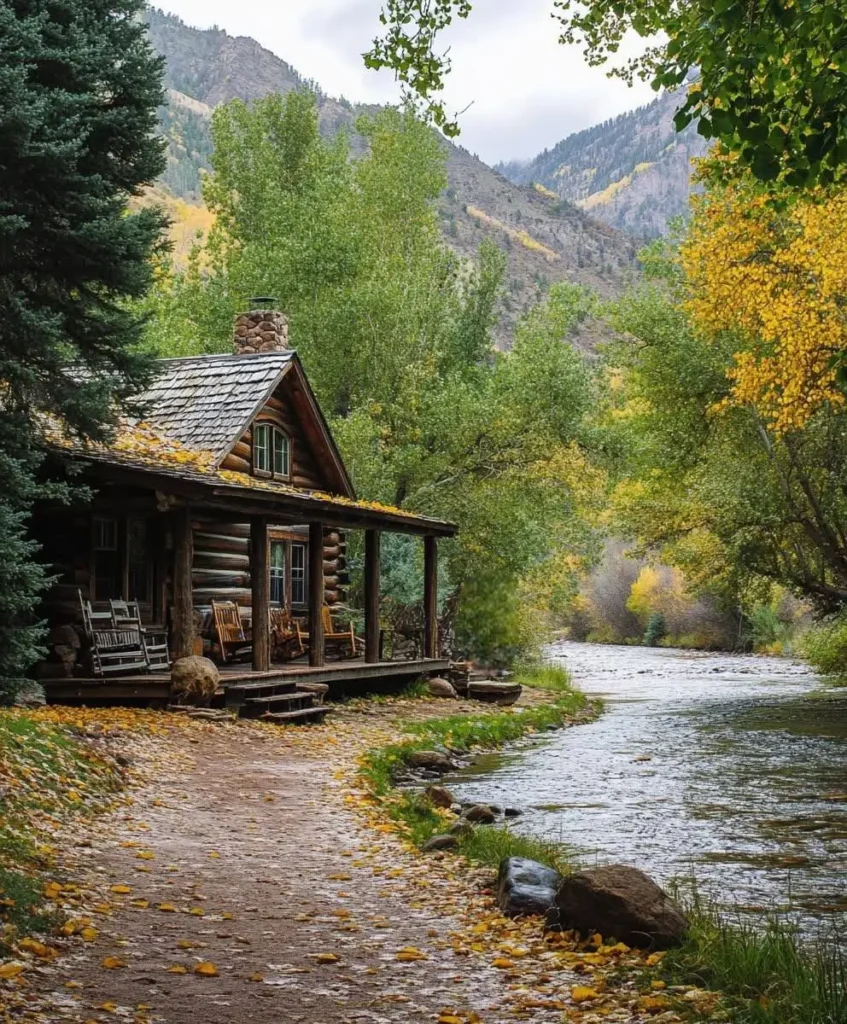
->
[[681, 182, 847, 432]]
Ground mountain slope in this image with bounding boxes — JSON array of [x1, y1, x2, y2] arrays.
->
[[498, 90, 709, 238], [144, 8, 638, 346]]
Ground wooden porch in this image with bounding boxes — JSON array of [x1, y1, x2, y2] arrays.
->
[[42, 656, 451, 709]]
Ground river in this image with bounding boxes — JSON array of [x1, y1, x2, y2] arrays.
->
[[446, 641, 847, 938]]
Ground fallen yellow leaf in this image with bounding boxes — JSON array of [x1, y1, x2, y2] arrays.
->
[[136, 851, 155, 860], [80, 926, 98, 942], [110, 885, 132, 895], [314, 952, 340, 963], [99, 1002, 118, 1013], [188, 907, 204, 916], [194, 961, 219, 977], [395, 946, 427, 961], [157, 903, 176, 912], [492, 957, 515, 969], [248, 971, 264, 982], [571, 986, 599, 1003], [0, 963, 25, 979], [167, 965, 188, 974], [102, 956, 127, 969]]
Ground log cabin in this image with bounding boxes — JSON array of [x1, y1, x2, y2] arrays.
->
[[33, 304, 456, 710]]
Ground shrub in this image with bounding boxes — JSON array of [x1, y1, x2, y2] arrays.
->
[[643, 611, 668, 646], [800, 612, 847, 680]]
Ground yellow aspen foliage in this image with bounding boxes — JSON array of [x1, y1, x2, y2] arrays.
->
[[681, 181, 847, 432]]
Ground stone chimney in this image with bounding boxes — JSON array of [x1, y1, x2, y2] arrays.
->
[[232, 297, 289, 354]]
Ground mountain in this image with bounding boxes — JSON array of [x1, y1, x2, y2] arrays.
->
[[144, 8, 638, 347], [497, 90, 709, 238]]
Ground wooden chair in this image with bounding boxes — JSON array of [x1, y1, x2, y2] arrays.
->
[[79, 591, 147, 677], [322, 605, 364, 660], [211, 600, 252, 663], [110, 599, 171, 672], [269, 608, 307, 661]]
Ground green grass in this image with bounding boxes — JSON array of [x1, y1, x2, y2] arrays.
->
[[662, 897, 847, 1024], [359, 687, 590, 798], [513, 662, 575, 692], [0, 711, 125, 947], [457, 825, 573, 874]]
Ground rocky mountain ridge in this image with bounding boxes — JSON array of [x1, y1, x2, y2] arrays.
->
[[145, 7, 638, 346], [498, 90, 708, 238]]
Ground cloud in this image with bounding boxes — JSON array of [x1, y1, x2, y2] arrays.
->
[[156, 0, 656, 163]]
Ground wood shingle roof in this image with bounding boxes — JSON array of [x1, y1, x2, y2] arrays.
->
[[141, 351, 294, 461]]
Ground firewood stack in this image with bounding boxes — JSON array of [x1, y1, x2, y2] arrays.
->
[[36, 625, 83, 679], [232, 306, 289, 354]]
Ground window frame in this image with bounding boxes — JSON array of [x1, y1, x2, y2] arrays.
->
[[252, 420, 291, 481], [290, 542, 307, 608], [269, 539, 287, 607]]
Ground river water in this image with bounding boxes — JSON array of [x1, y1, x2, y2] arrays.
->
[[446, 642, 847, 937]]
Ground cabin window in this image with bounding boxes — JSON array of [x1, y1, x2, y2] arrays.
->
[[127, 518, 149, 602], [93, 516, 120, 600], [253, 423, 271, 474], [253, 423, 290, 479], [273, 428, 290, 478], [269, 541, 286, 605], [291, 543, 307, 606]]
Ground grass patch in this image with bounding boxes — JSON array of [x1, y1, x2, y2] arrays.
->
[[457, 826, 573, 874], [662, 898, 847, 1024], [0, 711, 125, 946], [513, 662, 575, 692]]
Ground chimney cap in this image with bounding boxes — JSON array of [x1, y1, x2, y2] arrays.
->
[[249, 295, 279, 309]]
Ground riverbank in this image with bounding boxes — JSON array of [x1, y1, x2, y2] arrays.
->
[[1, 678, 843, 1023]]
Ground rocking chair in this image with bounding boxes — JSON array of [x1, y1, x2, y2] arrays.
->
[[109, 599, 171, 671], [321, 605, 364, 660], [211, 600, 252, 663], [269, 608, 307, 661], [79, 591, 147, 677]]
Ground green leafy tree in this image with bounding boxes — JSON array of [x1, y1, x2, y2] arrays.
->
[[146, 92, 598, 663], [602, 250, 847, 615], [0, 0, 167, 695], [366, 0, 847, 186]]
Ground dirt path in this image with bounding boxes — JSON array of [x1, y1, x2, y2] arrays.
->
[[9, 700, 676, 1024]]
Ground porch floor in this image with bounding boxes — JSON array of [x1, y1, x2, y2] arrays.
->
[[41, 657, 450, 706]]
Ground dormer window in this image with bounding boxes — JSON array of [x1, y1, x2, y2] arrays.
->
[[253, 423, 290, 479]]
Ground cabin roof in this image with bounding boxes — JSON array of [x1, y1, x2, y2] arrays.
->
[[141, 351, 295, 459]]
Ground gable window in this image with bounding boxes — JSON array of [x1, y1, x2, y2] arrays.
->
[[253, 423, 290, 479]]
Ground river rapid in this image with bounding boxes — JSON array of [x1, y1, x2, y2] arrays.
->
[[446, 642, 847, 938]]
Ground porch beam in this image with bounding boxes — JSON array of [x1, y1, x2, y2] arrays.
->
[[423, 535, 438, 659], [251, 516, 270, 672], [364, 529, 381, 663], [308, 521, 325, 667], [171, 506, 194, 660]]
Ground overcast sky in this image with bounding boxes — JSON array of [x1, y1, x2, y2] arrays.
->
[[155, 0, 655, 164]]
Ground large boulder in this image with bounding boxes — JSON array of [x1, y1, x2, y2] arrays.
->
[[406, 750, 456, 773], [497, 857, 562, 918], [554, 865, 688, 948], [171, 656, 220, 705], [427, 676, 458, 698]]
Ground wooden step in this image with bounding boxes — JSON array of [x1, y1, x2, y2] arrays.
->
[[224, 679, 299, 699], [259, 706, 331, 725], [240, 692, 315, 716]]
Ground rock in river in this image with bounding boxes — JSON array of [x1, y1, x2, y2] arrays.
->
[[424, 784, 455, 808], [463, 804, 497, 824], [554, 864, 688, 948], [406, 750, 456, 773], [497, 857, 562, 917]]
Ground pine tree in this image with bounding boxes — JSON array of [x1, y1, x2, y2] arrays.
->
[[0, 0, 167, 696]]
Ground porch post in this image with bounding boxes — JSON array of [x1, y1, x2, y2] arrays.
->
[[251, 516, 270, 672], [364, 529, 381, 663], [308, 521, 325, 667], [171, 506, 194, 660], [423, 534, 438, 659]]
